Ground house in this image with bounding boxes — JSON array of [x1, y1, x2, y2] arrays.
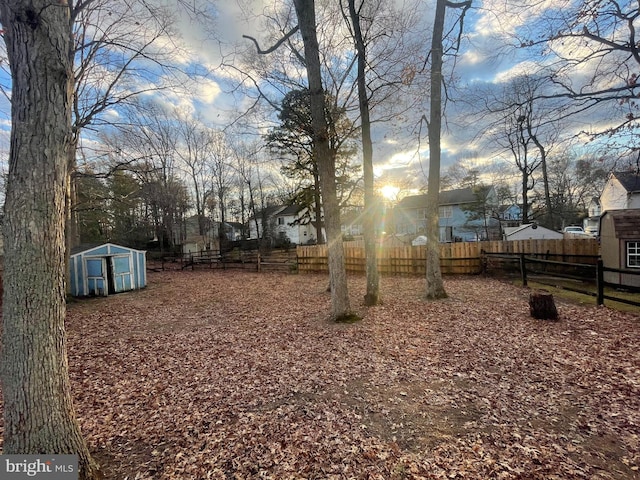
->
[[583, 197, 601, 236], [600, 171, 640, 211], [599, 209, 640, 288], [393, 186, 500, 242], [497, 204, 523, 228], [180, 216, 247, 254], [341, 209, 364, 238], [181, 215, 218, 255], [222, 221, 245, 241], [341, 198, 389, 238], [248, 205, 321, 245], [69, 243, 146, 297], [503, 224, 563, 241]]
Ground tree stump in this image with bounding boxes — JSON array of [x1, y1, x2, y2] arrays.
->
[[529, 290, 558, 320]]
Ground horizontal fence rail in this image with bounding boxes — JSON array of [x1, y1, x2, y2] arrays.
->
[[601, 262, 640, 307], [483, 251, 640, 308], [152, 248, 298, 272]]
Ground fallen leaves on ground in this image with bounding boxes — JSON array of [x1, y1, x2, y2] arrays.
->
[[9, 271, 640, 478]]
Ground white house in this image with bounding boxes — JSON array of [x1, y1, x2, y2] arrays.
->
[[503, 224, 563, 240], [583, 197, 601, 236], [248, 205, 320, 245], [600, 171, 640, 211]]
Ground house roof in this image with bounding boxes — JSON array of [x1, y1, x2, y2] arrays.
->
[[439, 187, 479, 205], [224, 221, 244, 229], [612, 171, 640, 193], [396, 187, 482, 209], [396, 194, 428, 209], [497, 204, 521, 214], [278, 205, 304, 216], [601, 209, 640, 238], [250, 205, 286, 220], [249, 204, 306, 220]]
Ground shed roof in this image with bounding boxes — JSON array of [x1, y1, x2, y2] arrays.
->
[[70, 242, 145, 257], [503, 224, 563, 239], [70, 243, 104, 256], [601, 209, 640, 238]]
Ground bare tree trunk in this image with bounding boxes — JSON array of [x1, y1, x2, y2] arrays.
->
[[0, 2, 101, 478], [293, 0, 352, 321], [219, 190, 227, 248], [193, 182, 205, 236], [521, 170, 529, 224], [515, 120, 531, 224], [65, 137, 80, 296], [425, 0, 447, 299], [312, 166, 324, 243], [529, 130, 553, 227], [67, 140, 81, 248], [348, 0, 379, 306]]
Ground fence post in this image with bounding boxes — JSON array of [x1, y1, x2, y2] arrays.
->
[[520, 253, 528, 287], [257, 253, 261, 272], [596, 259, 604, 306]]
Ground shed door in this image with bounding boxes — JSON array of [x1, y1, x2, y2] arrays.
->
[[85, 258, 107, 296], [110, 255, 132, 293]]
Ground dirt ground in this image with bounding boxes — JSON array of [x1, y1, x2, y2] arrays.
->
[[18, 271, 640, 478]]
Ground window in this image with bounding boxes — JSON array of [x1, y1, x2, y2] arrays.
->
[[439, 206, 453, 218], [278, 217, 284, 225], [627, 241, 640, 268]]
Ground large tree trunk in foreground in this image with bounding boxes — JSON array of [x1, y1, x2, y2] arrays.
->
[[293, 0, 352, 320], [0, 2, 101, 478], [425, 0, 447, 300]]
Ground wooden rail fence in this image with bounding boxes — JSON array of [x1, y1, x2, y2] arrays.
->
[[483, 252, 640, 308], [161, 248, 298, 272], [296, 238, 599, 276]]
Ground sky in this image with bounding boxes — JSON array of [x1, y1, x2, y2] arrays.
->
[[0, 0, 629, 200]]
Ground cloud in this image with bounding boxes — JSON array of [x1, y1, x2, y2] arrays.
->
[[194, 78, 222, 105], [492, 60, 548, 84], [474, 0, 568, 37]]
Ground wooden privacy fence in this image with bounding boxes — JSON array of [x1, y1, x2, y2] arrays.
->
[[296, 238, 599, 276]]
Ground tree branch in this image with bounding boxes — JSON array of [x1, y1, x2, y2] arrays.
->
[[242, 25, 300, 55]]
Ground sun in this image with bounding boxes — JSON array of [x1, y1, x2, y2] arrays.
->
[[380, 184, 400, 201]]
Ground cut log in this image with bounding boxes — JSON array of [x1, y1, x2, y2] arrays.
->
[[529, 290, 558, 320]]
